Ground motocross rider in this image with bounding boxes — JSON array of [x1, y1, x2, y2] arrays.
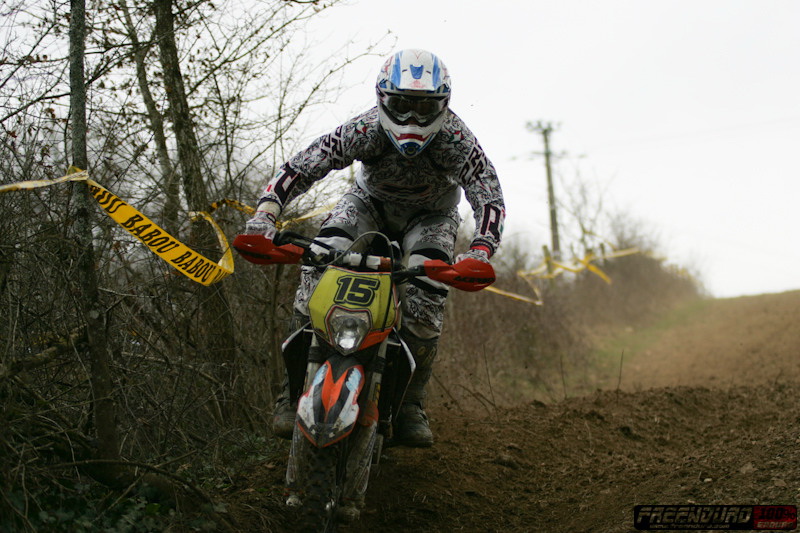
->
[[244, 49, 505, 447]]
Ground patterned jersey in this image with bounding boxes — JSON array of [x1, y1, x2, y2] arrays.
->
[[259, 107, 505, 255]]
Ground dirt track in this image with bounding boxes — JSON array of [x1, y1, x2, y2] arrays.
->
[[224, 290, 800, 532]]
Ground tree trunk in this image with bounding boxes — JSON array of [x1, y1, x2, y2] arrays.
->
[[153, 0, 237, 381], [119, 0, 180, 235], [69, 0, 124, 488], [153, 0, 208, 212]]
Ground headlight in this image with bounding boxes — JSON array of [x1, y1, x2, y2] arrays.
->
[[327, 308, 371, 354]]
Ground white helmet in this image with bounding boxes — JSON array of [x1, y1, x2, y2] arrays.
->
[[376, 49, 451, 157]]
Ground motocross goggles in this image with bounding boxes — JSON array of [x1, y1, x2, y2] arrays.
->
[[382, 94, 448, 125]]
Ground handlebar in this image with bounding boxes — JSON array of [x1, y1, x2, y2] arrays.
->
[[232, 230, 495, 292], [274, 230, 396, 272], [272, 230, 314, 249]]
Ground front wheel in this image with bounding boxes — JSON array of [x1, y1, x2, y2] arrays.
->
[[294, 440, 342, 532]]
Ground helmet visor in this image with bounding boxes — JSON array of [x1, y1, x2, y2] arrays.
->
[[383, 94, 448, 125]]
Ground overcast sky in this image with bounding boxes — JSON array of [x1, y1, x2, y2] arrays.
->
[[296, 0, 800, 298]]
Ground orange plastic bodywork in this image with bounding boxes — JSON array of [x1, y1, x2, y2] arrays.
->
[[232, 234, 303, 264], [423, 258, 496, 291]]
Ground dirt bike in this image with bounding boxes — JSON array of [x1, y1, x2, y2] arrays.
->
[[233, 230, 495, 531]]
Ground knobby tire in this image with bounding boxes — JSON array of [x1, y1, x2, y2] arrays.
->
[[297, 443, 342, 533]]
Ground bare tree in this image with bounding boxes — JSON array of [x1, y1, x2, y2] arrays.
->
[[153, 0, 238, 391], [118, 0, 180, 233], [0, 0, 391, 527], [69, 0, 124, 487]]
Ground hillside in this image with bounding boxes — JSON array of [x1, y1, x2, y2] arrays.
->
[[222, 290, 800, 532]]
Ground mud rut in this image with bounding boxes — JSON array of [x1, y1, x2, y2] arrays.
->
[[221, 291, 800, 532]]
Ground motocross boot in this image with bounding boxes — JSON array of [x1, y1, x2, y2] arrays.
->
[[395, 330, 439, 447], [271, 311, 309, 439], [271, 377, 295, 439]]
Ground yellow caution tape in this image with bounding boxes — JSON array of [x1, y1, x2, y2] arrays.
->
[[484, 285, 543, 306], [484, 245, 642, 306], [282, 202, 336, 228], [577, 252, 611, 284], [0, 168, 234, 286], [0, 172, 82, 193], [208, 198, 255, 216], [607, 248, 640, 259], [207, 198, 335, 229], [1, 169, 644, 300], [518, 247, 640, 284], [583, 261, 611, 284]]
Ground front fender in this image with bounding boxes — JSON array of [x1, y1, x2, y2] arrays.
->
[[296, 354, 365, 448]]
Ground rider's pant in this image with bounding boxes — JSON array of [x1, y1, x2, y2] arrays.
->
[[292, 184, 460, 339]]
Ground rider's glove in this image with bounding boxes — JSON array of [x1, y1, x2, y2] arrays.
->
[[455, 246, 491, 264], [244, 201, 279, 240]]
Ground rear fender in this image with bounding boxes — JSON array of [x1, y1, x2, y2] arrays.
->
[[296, 354, 365, 448]]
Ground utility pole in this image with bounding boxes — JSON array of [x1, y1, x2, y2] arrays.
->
[[528, 121, 562, 260]]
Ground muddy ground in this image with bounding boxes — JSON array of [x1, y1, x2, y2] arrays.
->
[[220, 290, 800, 532]]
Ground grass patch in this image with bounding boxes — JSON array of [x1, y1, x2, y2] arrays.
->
[[587, 297, 713, 389]]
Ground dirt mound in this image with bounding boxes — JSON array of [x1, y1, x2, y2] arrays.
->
[[605, 290, 800, 392], [221, 290, 800, 532]]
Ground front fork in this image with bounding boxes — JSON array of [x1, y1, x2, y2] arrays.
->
[[285, 335, 389, 507]]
